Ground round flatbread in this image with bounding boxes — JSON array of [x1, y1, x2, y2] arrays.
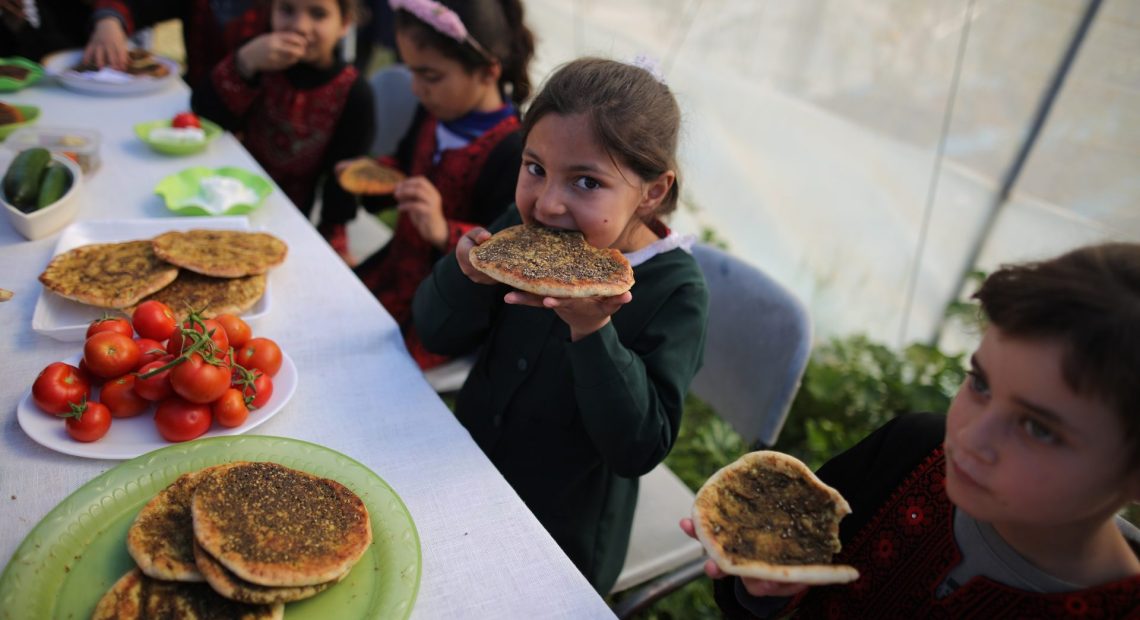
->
[[191, 462, 372, 587], [151, 230, 287, 278], [127, 468, 214, 582], [125, 271, 266, 322], [39, 240, 179, 309], [337, 159, 405, 195], [691, 451, 860, 585], [192, 540, 344, 604], [92, 568, 283, 620], [469, 224, 634, 298]]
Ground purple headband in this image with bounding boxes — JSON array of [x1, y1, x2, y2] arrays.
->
[[389, 0, 495, 63]]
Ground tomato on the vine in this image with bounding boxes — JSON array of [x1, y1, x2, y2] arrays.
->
[[233, 366, 273, 409], [132, 301, 177, 341], [169, 352, 230, 404], [101, 374, 151, 418], [234, 338, 282, 377], [32, 362, 91, 414], [154, 396, 211, 442], [215, 314, 252, 349], [86, 316, 133, 339], [83, 332, 141, 378], [62, 400, 111, 442], [135, 338, 168, 368], [167, 319, 229, 356], [134, 359, 174, 401], [212, 388, 249, 427]]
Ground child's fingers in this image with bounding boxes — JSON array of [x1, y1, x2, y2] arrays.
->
[[679, 518, 697, 539], [504, 291, 546, 307], [741, 578, 810, 598]]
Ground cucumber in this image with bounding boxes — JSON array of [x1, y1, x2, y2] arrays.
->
[[35, 163, 71, 210], [3, 147, 52, 211]]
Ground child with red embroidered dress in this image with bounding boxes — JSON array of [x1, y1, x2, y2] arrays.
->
[[190, 0, 375, 259], [681, 242, 1140, 619], [343, 0, 535, 370]]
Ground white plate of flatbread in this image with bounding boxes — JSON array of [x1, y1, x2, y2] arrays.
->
[[32, 217, 272, 341]]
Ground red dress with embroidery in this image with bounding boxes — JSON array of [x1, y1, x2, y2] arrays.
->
[[794, 448, 1140, 618], [356, 111, 521, 369]]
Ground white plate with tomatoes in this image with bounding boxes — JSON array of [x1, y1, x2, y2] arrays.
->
[[31, 217, 271, 341], [16, 351, 297, 460]]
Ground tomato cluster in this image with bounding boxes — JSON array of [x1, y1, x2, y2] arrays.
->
[[30, 301, 283, 444]]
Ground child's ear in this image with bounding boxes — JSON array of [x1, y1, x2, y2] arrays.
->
[[478, 61, 503, 86], [638, 171, 676, 214]]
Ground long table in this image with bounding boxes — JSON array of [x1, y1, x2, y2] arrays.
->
[[0, 75, 614, 619]]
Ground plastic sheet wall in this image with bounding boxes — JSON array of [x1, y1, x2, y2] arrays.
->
[[522, 0, 1139, 350]]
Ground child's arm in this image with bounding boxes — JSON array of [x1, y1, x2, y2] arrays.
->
[[316, 77, 377, 250], [189, 53, 262, 129], [85, 0, 181, 69]]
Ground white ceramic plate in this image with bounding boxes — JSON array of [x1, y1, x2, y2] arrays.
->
[[41, 49, 179, 97], [16, 352, 297, 460], [32, 217, 271, 341]]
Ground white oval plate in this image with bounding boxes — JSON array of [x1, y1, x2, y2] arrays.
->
[[41, 49, 179, 97], [16, 352, 297, 460]]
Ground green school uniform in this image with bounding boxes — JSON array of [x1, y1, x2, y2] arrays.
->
[[412, 207, 710, 593]]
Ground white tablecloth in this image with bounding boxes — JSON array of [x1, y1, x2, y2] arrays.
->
[[0, 76, 613, 619]]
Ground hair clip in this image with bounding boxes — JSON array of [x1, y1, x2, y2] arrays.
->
[[632, 53, 667, 85], [389, 0, 496, 63]]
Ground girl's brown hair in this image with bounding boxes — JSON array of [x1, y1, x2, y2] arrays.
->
[[521, 57, 682, 217], [973, 242, 1140, 466], [394, 0, 535, 105]]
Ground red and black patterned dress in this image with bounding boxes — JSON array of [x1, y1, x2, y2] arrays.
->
[[715, 414, 1140, 619], [354, 106, 522, 369], [191, 53, 375, 237]]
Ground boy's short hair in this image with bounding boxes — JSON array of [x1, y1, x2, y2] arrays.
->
[[973, 242, 1140, 466]]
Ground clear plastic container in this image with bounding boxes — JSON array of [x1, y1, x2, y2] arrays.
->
[[5, 126, 101, 173]]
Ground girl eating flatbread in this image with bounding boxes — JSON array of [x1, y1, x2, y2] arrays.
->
[[413, 57, 711, 593]]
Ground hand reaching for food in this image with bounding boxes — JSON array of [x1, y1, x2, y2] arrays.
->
[[83, 17, 129, 71]]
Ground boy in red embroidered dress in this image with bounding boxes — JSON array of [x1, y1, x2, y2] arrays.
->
[[682, 242, 1140, 619], [344, 0, 535, 370]]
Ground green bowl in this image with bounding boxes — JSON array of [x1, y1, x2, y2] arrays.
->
[[0, 57, 44, 92], [0, 104, 39, 140], [134, 117, 223, 156], [155, 166, 273, 216]]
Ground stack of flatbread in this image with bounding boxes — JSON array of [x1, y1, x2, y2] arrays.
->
[[39, 230, 287, 322], [94, 462, 372, 618]]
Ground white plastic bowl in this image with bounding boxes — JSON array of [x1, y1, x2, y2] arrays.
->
[[2, 152, 83, 240]]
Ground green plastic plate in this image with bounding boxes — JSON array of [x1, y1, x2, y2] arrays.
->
[[155, 165, 273, 215], [0, 104, 40, 140], [0, 435, 421, 620], [134, 117, 223, 155], [0, 57, 44, 92]]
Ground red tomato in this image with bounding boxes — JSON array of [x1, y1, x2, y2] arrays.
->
[[169, 353, 230, 404], [154, 396, 211, 442], [86, 316, 133, 339], [77, 358, 105, 386], [135, 338, 168, 368], [214, 314, 252, 348], [234, 368, 273, 409], [212, 388, 249, 428], [171, 112, 201, 129], [132, 301, 177, 341], [167, 319, 229, 357], [100, 374, 151, 418], [134, 359, 174, 401], [234, 338, 283, 377], [84, 332, 141, 379], [31, 362, 91, 414], [63, 400, 111, 442]]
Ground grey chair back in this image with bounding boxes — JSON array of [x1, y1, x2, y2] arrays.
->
[[689, 243, 812, 449], [369, 65, 418, 157]]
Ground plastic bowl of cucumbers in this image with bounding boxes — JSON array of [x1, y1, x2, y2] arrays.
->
[[1, 147, 82, 240]]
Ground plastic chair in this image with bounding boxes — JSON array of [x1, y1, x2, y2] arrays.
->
[[611, 243, 812, 617], [368, 64, 417, 157]]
